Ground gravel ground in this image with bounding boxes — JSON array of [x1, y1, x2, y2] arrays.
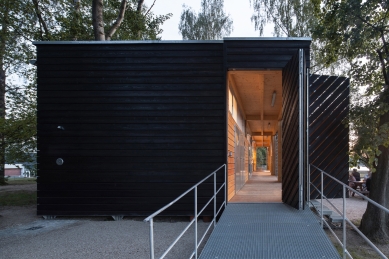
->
[[0, 183, 212, 259], [0, 184, 376, 259], [0, 216, 212, 259], [318, 195, 368, 221]]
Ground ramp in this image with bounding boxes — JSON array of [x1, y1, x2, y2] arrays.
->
[[200, 203, 340, 259]]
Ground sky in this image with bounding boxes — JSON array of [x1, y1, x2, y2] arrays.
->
[[149, 0, 274, 40]]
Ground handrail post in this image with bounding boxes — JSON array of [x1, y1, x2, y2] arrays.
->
[[321, 170, 324, 229], [195, 186, 198, 259], [149, 218, 154, 259], [343, 185, 346, 259], [307, 164, 311, 205], [224, 164, 227, 208], [214, 171, 217, 227]]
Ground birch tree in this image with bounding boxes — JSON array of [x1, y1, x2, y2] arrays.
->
[[92, 0, 171, 40], [179, 0, 233, 40]]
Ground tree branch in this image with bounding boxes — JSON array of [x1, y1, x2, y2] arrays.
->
[[106, 0, 127, 40], [264, 4, 289, 37], [32, 0, 50, 40], [377, 49, 389, 87], [145, 0, 157, 16]]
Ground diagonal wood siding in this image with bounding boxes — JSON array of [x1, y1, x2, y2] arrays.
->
[[281, 52, 300, 209], [309, 75, 349, 198]]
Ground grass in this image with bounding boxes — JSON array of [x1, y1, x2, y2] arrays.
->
[[7, 177, 37, 185], [0, 191, 37, 206]]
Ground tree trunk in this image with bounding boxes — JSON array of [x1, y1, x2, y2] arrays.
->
[[360, 96, 389, 242], [0, 0, 7, 185], [92, 0, 105, 40], [0, 68, 5, 185]]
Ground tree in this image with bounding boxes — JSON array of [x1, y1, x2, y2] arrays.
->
[[0, 0, 39, 184], [92, 0, 171, 41], [249, 0, 346, 74], [178, 0, 233, 40], [256, 147, 267, 168], [250, 0, 314, 37], [312, 0, 389, 241]]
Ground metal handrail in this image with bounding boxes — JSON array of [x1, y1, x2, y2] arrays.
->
[[144, 164, 227, 259], [310, 164, 389, 259]]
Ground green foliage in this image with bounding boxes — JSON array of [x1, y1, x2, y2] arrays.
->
[[31, 0, 171, 41], [312, 0, 389, 172], [108, 0, 172, 40], [249, 0, 349, 74], [7, 177, 36, 185], [0, 190, 36, 206], [256, 147, 267, 166], [250, 0, 315, 37], [179, 0, 233, 40]]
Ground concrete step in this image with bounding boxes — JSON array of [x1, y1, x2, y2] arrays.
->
[[309, 200, 321, 208], [329, 213, 344, 223], [315, 205, 333, 216]]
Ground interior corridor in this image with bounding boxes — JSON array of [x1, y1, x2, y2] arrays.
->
[[229, 170, 282, 203]]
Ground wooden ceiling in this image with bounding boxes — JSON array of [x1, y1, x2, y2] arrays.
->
[[228, 70, 282, 147]]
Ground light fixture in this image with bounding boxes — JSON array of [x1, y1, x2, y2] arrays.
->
[[268, 122, 271, 128], [271, 91, 276, 107]]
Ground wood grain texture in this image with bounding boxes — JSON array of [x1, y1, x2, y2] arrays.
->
[[309, 75, 349, 199], [281, 52, 300, 209], [36, 42, 226, 216], [224, 40, 310, 69]]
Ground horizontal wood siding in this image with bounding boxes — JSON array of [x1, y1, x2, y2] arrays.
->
[[224, 40, 310, 69], [282, 52, 300, 209], [309, 75, 349, 198], [36, 43, 226, 216]]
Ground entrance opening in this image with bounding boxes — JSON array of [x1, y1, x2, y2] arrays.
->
[[227, 70, 283, 203]]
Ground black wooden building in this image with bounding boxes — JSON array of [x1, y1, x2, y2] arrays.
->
[[34, 38, 349, 217]]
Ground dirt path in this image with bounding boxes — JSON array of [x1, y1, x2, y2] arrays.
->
[[0, 183, 39, 229]]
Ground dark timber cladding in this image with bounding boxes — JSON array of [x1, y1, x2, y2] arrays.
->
[[309, 75, 349, 198], [35, 42, 226, 216], [281, 52, 300, 209], [223, 38, 310, 69]]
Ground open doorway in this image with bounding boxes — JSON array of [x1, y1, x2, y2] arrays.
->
[[227, 70, 283, 203]]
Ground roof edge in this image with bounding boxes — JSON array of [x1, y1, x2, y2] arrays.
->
[[223, 37, 312, 41], [32, 37, 312, 45], [32, 40, 223, 45]]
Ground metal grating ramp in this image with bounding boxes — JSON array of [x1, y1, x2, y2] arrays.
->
[[200, 203, 340, 259]]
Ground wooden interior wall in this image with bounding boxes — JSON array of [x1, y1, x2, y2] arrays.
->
[[309, 75, 349, 198], [227, 112, 236, 200], [227, 112, 249, 200], [253, 144, 257, 171], [281, 52, 300, 209], [35, 42, 226, 216], [245, 138, 249, 182], [277, 121, 283, 182]]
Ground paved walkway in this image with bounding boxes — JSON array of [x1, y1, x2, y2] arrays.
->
[[229, 171, 282, 203], [200, 203, 340, 259]]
